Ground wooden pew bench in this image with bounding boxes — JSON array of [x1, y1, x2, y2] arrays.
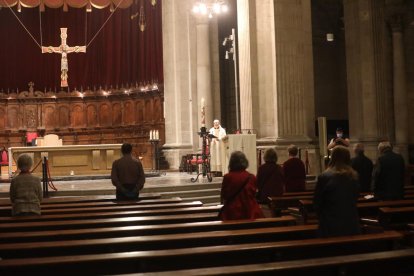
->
[[0, 231, 403, 275], [136, 248, 414, 276], [299, 199, 414, 224], [0, 206, 222, 223], [0, 197, 183, 216], [0, 193, 161, 207], [0, 212, 222, 232], [0, 217, 298, 244], [0, 223, 314, 259], [378, 206, 414, 229], [40, 201, 204, 215]]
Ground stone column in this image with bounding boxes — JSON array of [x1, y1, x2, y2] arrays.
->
[[273, 0, 315, 143], [343, 0, 392, 160], [162, 0, 197, 169], [237, 0, 256, 131], [196, 18, 213, 131], [390, 15, 408, 160]]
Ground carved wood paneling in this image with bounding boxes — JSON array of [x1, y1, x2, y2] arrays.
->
[[25, 105, 38, 129], [0, 107, 5, 129], [58, 105, 70, 128], [0, 90, 164, 168], [44, 105, 56, 129], [112, 103, 122, 126], [71, 104, 84, 127], [136, 100, 144, 122], [99, 103, 111, 126], [87, 104, 98, 126], [124, 101, 135, 125], [7, 106, 18, 129]]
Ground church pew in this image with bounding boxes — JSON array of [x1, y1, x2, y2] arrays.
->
[[135, 248, 414, 276], [0, 231, 403, 274], [299, 199, 414, 224], [0, 213, 221, 232], [0, 194, 162, 207], [268, 194, 377, 217], [40, 201, 205, 215], [0, 217, 298, 244], [0, 224, 400, 260], [0, 206, 222, 223], [378, 206, 414, 229], [0, 197, 183, 215]]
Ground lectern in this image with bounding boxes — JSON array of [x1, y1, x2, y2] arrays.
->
[[222, 134, 257, 175]]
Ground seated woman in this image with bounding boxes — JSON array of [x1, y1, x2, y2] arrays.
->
[[219, 151, 264, 220], [9, 154, 43, 216], [256, 148, 285, 203], [314, 146, 360, 237]]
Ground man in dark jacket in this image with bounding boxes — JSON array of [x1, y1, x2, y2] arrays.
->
[[111, 143, 145, 200], [351, 143, 373, 192], [372, 142, 405, 200]]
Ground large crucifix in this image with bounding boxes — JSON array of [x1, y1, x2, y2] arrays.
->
[[41, 28, 86, 87]]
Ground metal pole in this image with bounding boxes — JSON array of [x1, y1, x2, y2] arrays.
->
[[232, 28, 240, 131]]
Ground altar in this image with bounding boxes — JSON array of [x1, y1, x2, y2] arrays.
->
[[8, 144, 121, 177]]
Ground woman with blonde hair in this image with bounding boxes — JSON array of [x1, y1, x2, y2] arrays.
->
[[314, 146, 360, 237]]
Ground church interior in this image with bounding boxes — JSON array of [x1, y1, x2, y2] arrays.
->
[[1, 0, 414, 274]]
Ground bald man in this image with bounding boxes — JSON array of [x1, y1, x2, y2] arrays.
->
[[351, 143, 373, 192]]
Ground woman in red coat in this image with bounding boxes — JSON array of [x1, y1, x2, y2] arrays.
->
[[219, 151, 264, 221]]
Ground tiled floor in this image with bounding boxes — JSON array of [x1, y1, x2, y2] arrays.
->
[[0, 172, 222, 193]]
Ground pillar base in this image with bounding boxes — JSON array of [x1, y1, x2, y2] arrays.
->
[[162, 143, 194, 170]]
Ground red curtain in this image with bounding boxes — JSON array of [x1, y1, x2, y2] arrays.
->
[[0, 2, 163, 92]]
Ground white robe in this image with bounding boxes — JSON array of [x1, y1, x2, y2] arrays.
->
[[209, 126, 226, 172]]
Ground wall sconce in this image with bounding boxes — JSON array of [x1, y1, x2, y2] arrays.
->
[[326, 33, 334, 42]]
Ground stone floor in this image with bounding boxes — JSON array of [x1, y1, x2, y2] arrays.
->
[[0, 171, 221, 193]]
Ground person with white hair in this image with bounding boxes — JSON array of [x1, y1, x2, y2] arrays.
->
[[372, 141, 405, 200], [351, 143, 373, 192], [9, 154, 43, 216], [209, 119, 227, 174]]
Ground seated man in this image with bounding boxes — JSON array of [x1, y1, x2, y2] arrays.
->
[[10, 154, 43, 216], [111, 143, 145, 200]]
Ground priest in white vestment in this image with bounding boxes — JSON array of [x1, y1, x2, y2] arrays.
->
[[209, 119, 227, 173]]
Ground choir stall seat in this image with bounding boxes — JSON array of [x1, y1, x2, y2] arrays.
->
[[0, 147, 8, 176]]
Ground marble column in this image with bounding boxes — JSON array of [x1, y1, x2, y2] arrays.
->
[[238, 0, 318, 173], [390, 15, 408, 160], [343, 0, 393, 160], [196, 18, 213, 131], [237, 0, 256, 132], [273, 0, 315, 143], [162, 0, 197, 169]]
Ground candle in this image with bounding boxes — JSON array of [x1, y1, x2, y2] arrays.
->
[[156, 130, 159, 140], [150, 130, 153, 140]]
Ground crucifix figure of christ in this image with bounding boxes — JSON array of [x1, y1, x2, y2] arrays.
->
[[41, 28, 86, 87]]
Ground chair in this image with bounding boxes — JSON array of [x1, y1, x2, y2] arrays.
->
[[0, 147, 8, 176]]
